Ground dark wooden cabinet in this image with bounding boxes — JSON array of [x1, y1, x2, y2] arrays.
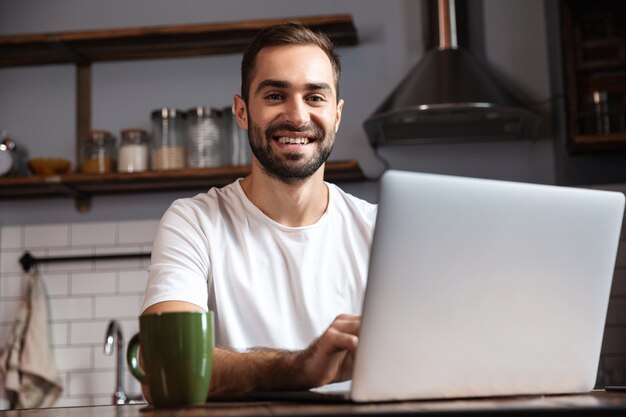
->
[[560, 0, 626, 152]]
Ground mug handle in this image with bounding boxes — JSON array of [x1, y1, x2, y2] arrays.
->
[[126, 333, 146, 384]]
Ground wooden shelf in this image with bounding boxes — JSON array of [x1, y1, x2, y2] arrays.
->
[[572, 132, 626, 146], [0, 160, 365, 200], [0, 14, 358, 161], [0, 15, 363, 211], [0, 15, 357, 67], [0, 16, 362, 210]]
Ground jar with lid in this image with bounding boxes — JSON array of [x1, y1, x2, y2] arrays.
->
[[81, 129, 116, 174], [186, 106, 223, 168], [118, 128, 149, 173], [151, 108, 185, 170], [218, 105, 251, 166]]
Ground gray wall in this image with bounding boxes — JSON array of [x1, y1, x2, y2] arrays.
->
[[0, 0, 554, 225]]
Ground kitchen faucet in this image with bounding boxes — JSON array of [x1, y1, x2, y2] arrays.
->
[[103, 320, 127, 405]]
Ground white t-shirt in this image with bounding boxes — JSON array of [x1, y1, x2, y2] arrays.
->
[[142, 179, 377, 351]]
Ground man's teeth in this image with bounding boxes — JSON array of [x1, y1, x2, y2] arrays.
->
[[277, 137, 310, 145]]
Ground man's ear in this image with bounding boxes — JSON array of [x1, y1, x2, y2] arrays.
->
[[233, 95, 248, 130], [334, 98, 344, 133]]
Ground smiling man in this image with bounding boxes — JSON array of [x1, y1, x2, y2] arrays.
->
[[241, 44, 338, 187], [142, 23, 377, 397]]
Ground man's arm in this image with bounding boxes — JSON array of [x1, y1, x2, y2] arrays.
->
[[142, 301, 359, 398]]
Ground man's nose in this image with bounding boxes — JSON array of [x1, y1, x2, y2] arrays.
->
[[283, 98, 310, 127]]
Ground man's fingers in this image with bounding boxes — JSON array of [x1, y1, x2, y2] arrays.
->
[[300, 315, 362, 387], [335, 313, 360, 321], [318, 314, 361, 352], [330, 315, 361, 336], [338, 351, 355, 381], [324, 327, 359, 351]]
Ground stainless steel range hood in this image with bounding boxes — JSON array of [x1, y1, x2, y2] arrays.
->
[[364, 0, 540, 147]]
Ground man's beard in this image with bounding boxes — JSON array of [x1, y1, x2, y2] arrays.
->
[[247, 117, 334, 184]]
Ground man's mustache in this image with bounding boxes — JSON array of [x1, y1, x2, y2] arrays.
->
[[265, 122, 326, 141]]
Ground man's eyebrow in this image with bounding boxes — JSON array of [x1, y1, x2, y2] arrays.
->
[[305, 82, 333, 93], [256, 79, 291, 94], [255, 80, 333, 94]]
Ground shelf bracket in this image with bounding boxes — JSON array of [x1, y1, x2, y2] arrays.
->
[[47, 39, 90, 66], [76, 63, 92, 170], [54, 182, 92, 213], [75, 195, 92, 213]]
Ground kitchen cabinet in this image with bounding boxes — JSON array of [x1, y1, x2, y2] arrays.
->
[[0, 15, 363, 210], [560, 0, 626, 153]]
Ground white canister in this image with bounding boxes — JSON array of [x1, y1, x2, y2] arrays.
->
[[118, 129, 149, 173]]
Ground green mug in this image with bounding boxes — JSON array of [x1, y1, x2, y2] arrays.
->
[[127, 310, 214, 408]]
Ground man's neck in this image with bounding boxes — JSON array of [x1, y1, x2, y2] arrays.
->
[[240, 160, 329, 227]]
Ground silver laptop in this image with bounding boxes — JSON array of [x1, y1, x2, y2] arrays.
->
[[348, 170, 624, 402], [253, 170, 624, 403]]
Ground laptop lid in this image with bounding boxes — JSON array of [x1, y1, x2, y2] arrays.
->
[[351, 170, 625, 402]]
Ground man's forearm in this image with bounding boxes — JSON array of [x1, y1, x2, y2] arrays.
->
[[140, 313, 357, 401], [209, 346, 308, 396]]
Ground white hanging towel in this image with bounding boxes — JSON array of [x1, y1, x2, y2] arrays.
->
[[0, 273, 63, 408]]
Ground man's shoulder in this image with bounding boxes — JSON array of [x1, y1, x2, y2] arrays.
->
[[165, 180, 246, 223], [327, 182, 378, 223], [172, 180, 242, 207]]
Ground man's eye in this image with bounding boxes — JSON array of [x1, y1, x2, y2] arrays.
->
[[265, 93, 284, 101], [307, 95, 325, 103]]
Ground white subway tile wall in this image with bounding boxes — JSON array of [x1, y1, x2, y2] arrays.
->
[[24, 224, 70, 249], [0, 219, 158, 408], [0, 226, 22, 250]]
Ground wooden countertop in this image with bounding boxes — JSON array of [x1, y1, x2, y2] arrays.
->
[[4, 391, 626, 417]]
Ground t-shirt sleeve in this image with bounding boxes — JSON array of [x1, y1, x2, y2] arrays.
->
[[142, 199, 211, 312]]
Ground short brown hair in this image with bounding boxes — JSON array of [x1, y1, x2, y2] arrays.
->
[[240, 22, 341, 103]]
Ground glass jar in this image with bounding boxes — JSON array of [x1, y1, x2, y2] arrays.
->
[[218, 105, 251, 166], [186, 107, 222, 168], [150, 108, 185, 170], [81, 129, 116, 174], [118, 128, 149, 173]]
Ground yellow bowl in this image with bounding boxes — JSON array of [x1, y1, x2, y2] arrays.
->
[[28, 158, 72, 175]]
